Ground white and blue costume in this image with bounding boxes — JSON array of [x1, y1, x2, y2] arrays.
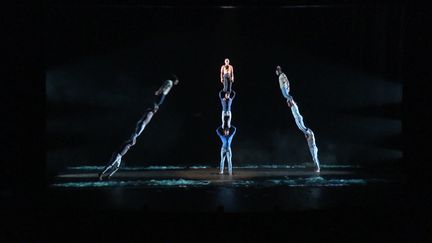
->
[[219, 90, 236, 129], [99, 78, 178, 180], [277, 67, 320, 172], [155, 79, 174, 106], [99, 107, 156, 180]]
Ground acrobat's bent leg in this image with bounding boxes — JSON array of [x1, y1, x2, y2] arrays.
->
[[223, 74, 231, 92], [223, 77, 228, 92], [99, 153, 122, 180], [281, 87, 292, 100], [288, 99, 320, 172], [108, 156, 121, 178], [227, 148, 233, 175], [118, 109, 154, 156], [220, 148, 227, 174], [221, 111, 226, 128], [118, 140, 131, 157], [305, 129, 320, 172], [289, 100, 308, 133], [99, 162, 113, 180], [99, 110, 155, 180], [136, 115, 148, 137]]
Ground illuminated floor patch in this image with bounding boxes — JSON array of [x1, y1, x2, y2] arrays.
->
[[67, 165, 187, 171], [320, 165, 360, 169], [235, 165, 308, 169], [268, 177, 387, 187], [145, 166, 187, 170], [66, 164, 359, 171], [54, 164, 387, 188], [189, 166, 210, 169], [231, 180, 256, 187], [52, 179, 211, 188], [146, 179, 210, 187]]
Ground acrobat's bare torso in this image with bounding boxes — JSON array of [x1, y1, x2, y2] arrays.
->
[[220, 58, 235, 92]]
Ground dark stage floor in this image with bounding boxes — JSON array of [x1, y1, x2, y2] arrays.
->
[[3, 164, 431, 241], [43, 164, 407, 212]]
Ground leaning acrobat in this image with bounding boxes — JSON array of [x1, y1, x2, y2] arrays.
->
[[98, 75, 179, 180], [276, 66, 320, 172]]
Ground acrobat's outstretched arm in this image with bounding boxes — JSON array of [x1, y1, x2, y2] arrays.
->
[[230, 126, 237, 136], [231, 90, 236, 99], [231, 66, 234, 82], [216, 126, 222, 136]]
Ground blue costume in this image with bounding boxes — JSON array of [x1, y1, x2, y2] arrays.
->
[[219, 90, 236, 129], [216, 126, 237, 174]]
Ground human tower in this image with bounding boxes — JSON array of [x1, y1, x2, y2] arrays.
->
[[216, 58, 237, 175], [98, 59, 321, 180]]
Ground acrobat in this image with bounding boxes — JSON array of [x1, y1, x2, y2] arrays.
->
[[220, 58, 234, 92], [98, 76, 179, 180], [98, 105, 157, 180], [216, 125, 237, 175], [155, 75, 180, 107], [276, 65, 320, 172], [219, 90, 236, 129]]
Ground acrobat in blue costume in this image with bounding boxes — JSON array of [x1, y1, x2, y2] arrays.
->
[[98, 76, 179, 180], [219, 90, 236, 129], [276, 66, 320, 172], [216, 125, 237, 175]]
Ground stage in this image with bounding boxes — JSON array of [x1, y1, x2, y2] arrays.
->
[[2, 163, 425, 242], [46, 164, 406, 212]]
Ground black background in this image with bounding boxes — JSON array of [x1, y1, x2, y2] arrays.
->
[[46, 3, 403, 174], [3, 0, 432, 241]]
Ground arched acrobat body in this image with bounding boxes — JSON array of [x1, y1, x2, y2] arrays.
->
[[276, 65, 320, 172], [98, 76, 179, 180]]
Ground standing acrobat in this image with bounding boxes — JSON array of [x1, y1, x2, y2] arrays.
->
[[216, 126, 237, 175], [220, 58, 234, 92], [276, 65, 320, 172], [219, 90, 236, 129]]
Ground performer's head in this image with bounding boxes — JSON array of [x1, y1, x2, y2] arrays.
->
[[172, 74, 180, 85], [224, 58, 230, 65], [276, 65, 282, 76], [223, 127, 230, 136], [225, 91, 230, 99]]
